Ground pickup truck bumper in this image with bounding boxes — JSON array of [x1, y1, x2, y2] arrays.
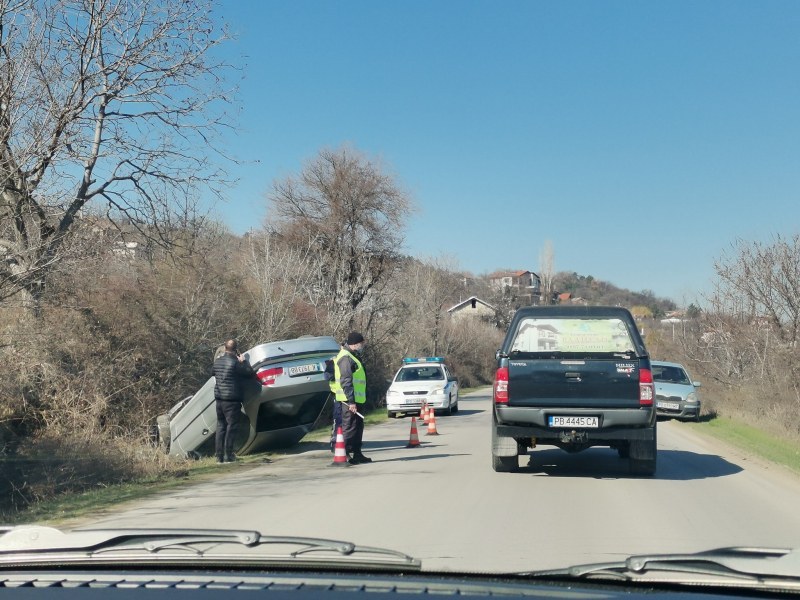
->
[[496, 423, 655, 441], [493, 407, 655, 456]]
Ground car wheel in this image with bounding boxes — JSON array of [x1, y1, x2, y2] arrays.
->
[[387, 411, 396, 419], [445, 395, 453, 415], [629, 427, 657, 476], [451, 398, 459, 414], [492, 454, 518, 473]]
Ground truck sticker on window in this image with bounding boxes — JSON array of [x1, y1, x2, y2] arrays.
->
[[511, 318, 635, 353]]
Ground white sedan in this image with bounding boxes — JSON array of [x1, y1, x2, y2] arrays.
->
[[385, 358, 459, 418]]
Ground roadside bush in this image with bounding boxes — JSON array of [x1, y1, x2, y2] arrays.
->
[[652, 316, 800, 445], [0, 432, 188, 518]]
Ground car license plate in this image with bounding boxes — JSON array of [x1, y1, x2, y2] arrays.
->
[[288, 363, 320, 377], [657, 401, 680, 410], [548, 416, 599, 428]]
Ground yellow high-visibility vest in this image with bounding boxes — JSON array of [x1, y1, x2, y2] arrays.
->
[[330, 347, 366, 404]]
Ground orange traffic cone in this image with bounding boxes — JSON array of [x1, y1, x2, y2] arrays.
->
[[406, 416, 421, 448], [422, 403, 431, 424], [426, 410, 439, 435], [330, 426, 349, 466]]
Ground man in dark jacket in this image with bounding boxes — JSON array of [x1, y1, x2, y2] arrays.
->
[[212, 339, 256, 463]]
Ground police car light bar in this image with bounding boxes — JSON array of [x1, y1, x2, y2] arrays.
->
[[402, 357, 445, 363]]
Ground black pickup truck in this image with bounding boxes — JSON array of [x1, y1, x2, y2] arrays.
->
[[491, 305, 657, 475]]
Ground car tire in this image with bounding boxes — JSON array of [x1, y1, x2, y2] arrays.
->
[[492, 454, 518, 473], [445, 395, 453, 415], [387, 411, 396, 419], [451, 397, 459, 414], [629, 427, 657, 476]]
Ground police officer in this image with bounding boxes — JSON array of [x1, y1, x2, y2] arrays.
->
[[330, 332, 371, 464]]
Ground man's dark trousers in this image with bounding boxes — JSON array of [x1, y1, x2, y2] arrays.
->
[[215, 399, 242, 459], [341, 404, 364, 455]]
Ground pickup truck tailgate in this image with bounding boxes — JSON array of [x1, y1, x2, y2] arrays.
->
[[507, 358, 641, 408]]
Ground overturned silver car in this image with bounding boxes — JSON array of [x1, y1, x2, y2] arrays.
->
[[157, 336, 340, 458]]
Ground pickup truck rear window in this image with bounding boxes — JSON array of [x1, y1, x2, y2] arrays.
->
[[509, 317, 636, 356]]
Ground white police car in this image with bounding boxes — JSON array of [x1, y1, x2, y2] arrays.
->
[[385, 357, 459, 418]]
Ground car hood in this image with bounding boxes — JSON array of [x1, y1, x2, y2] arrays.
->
[[654, 382, 696, 397]]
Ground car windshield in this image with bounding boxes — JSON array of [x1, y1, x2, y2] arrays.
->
[[653, 366, 691, 385], [396, 367, 444, 382], [3, 0, 800, 590]]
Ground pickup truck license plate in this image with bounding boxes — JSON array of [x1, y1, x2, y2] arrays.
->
[[657, 401, 680, 410], [288, 363, 320, 377], [548, 416, 599, 428]]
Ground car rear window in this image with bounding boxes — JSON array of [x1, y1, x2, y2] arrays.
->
[[509, 317, 636, 356], [396, 366, 445, 381]]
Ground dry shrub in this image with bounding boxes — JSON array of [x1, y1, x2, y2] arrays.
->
[[441, 318, 503, 388], [0, 430, 188, 517], [651, 317, 800, 444]]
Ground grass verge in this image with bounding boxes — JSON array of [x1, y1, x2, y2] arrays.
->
[[6, 409, 392, 527], [5, 456, 264, 527], [689, 415, 800, 475]]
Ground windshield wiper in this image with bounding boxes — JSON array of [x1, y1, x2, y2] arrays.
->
[[522, 547, 800, 589], [0, 526, 421, 572]]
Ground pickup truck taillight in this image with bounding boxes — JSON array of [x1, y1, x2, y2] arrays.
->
[[639, 368, 654, 406], [493, 367, 509, 404]]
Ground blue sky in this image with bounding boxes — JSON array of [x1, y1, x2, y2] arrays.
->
[[211, 0, 800, 306]]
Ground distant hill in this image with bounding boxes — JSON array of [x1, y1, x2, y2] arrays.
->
[[554, 271, 677, 318]]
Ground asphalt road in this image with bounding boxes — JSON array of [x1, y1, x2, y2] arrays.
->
[[84, 390, 800, 573]]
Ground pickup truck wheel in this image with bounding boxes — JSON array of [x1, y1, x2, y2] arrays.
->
[[616, 442, 630, 459], [492, 454, 518, 473], [629, 428, 657, 476]]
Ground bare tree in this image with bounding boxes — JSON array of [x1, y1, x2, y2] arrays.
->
[[539, 240, 554, 305], [242, 232, 328, 342], [680, 234, 800, 391], [266, 146, 414, 335], [0, 0, 235, 312], [397, 256, 462, 356], [712, 235, 800, 345]]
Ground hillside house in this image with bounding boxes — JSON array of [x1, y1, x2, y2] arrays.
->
[[489, 270, 542, 304], [447, 296, 496, 321]]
